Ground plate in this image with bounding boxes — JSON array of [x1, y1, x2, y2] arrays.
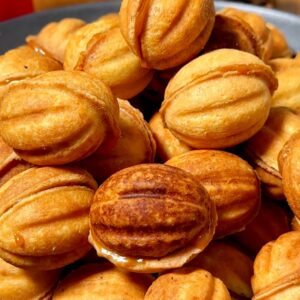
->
[[1, 0, 300, 54]]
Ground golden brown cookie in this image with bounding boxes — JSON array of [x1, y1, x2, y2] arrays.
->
[[278, 131, 300, 219], [252, 231, 300, 300], [160, 49, 278, 149], [65, 14, 153, 98], [64, 14, 119, 70], [267, 23, 291, 59], [89, 164, 217, 273], [73, 27, 154, 99], [149, 112, 192, 162], [166, 150, 261, 238], [120, 0, 215, 70], [80, 99, 156, 182], [27, 18, 86, 63], [187, 241, 253, 299], [0, 258, 60, 300], [0, 167, 97, 270], [205, 8, 273, 61], [268, 57, 300, 72], [53, 263, 153, 299], [0, 70, 120, 165], [0, 45, 61, 99], [271, 61, 300, 113], [145, 267, 231, 300], [244, 107, 300, 200]]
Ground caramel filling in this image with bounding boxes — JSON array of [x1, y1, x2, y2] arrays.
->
[[89, 203, 217, 273]]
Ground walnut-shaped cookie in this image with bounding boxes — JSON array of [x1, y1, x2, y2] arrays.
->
[[234, 201, 289, 255], [0, 258, 60, 300], [149, 112, 192, 162], [80, 100, 156, 182], [145, 267, 231, 300], [244, 107, 300, 200], [225, 8, 273, 61], [53, 263, 153, 299], [252, 232, 300, 300], [267, 23, 291, 59], [271, 59, 300, 113], [64, 14, 119, 70], [278, 131, 300, 219], [0, 167, 97, 270], [205, 8, 273, 61], [64, 14, 153, 99], [160, 49, 278, 149], [166, 150, 260, 237], [75, 26, 154, 99], [120, 0, 215, 70], [0, 71, 120, 165], [269, 57, 300, 73], [27, 18, 86, 63], [188, 241, 253, 299], [0, 46, 61, 99], [89, 164, 217, 273]]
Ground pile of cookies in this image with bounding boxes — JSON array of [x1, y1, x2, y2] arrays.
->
[[0, 0, 300, 299]]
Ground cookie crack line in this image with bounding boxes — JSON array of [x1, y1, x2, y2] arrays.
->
[[162, 63, 277, 108]]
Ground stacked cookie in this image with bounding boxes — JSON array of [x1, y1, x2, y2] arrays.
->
[[0, 1, 299, 299]]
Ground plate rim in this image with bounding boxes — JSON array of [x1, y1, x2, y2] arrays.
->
[[1, 0, 300, 26]]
